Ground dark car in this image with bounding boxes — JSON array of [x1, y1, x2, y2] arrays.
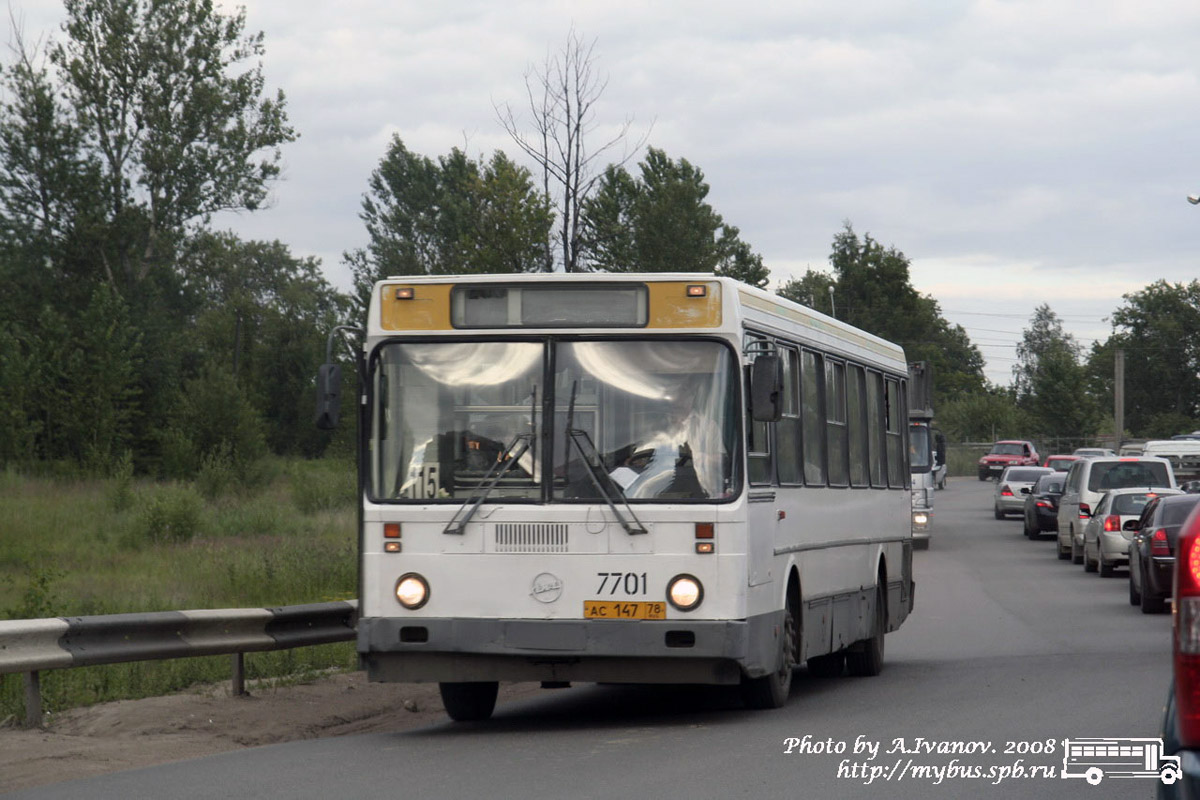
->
[[1022, 472, 1065, 539], [1129, 494, 1200, 614]]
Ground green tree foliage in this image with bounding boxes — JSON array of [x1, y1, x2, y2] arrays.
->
[[1090, 280, 1200, 436], [346, 137, 553, 309], [1013, 304, 1099, 443], [778, 223, 986, 408], [0, 285, 141, 468], [0, 4, 347, 473], [579, 148, 767, 285], [49, 0, 295, 294], [938, 390, 1031, 443], [181, 233, 350, 456]]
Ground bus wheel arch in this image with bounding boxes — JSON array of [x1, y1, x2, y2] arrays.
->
[[740, 569, 800, 709], [846, 563, 886, 677]]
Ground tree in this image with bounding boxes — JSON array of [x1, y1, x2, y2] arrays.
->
[[1094, 280, 1200, 436], [1013, 304, 1099, 443], [578, 148, 767, 285], [496, 28, 648, 272], [180, 233, 350, 456], [48, 0, 295, 294], [714, 225, 769, 289], [345, 137, 553, 310], [938, 390, 1030, 443], [780, 223, 986, 407]]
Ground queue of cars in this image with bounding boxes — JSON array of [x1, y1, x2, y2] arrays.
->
[[989, 449, 1199, 618], [984, 442, 1200, 788]]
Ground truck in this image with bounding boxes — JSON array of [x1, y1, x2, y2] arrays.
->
[[907, 361, 944, 548]]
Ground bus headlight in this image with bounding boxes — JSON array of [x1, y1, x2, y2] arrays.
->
[[912, 511, 930, 531], [667, 574, 703, 611], [395, 573, 430, 609]]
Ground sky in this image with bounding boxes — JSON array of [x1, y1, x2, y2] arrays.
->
[[10, 0, 1200, 386]]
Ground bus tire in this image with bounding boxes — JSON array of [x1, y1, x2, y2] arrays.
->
[[846, 582, 885, 677], [1085, 767, 1103, 785], [741, 593, 798, 710], [439, 681, 499, 722]]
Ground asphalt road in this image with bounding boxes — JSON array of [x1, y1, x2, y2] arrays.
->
[[9, 479, 1174, 799]]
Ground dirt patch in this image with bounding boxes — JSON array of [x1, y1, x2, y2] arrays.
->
[[0, 674, 538, 793]]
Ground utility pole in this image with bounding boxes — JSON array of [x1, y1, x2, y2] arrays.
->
[[1114, 348, 1125, 451]]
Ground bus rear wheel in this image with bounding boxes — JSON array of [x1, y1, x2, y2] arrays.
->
[[846, 583, 885, 677], [741, 596, 798, 709], [439, 681, 499, 722]]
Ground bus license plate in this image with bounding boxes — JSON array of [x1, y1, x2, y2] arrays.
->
[[583, 601, 666, 620]]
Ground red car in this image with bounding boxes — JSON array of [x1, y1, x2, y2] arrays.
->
[[977, 440, 1039, 480], [1043, 454, 1079, 472]]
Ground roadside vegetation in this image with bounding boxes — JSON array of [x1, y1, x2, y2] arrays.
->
[[0, 458, 357, 721]]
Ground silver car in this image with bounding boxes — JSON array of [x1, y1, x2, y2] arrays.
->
[[994, 466, 1054, 519], [1080, 487, 1182, 576]]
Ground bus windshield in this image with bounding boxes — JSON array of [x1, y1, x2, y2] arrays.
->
[[370, 339, 741, 503], [908, 424, 931, 473]]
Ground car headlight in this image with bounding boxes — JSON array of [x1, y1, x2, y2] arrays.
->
[[667, 574, 703, 611], [395, 573, 430, 609]]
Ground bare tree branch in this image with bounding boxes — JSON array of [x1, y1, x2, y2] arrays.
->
[[494, 27, 651, 272]]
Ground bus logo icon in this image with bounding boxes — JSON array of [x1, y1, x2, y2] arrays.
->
[[1061, 738, 1182, 786]]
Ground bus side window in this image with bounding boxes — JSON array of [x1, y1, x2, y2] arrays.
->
[[745, 334, 772, 485], [801, 350, 826, 486], [866, 370, 886, 488], [776, 347, 801, 485]]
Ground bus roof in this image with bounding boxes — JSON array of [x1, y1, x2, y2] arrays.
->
[[368, 274, 907, 371]]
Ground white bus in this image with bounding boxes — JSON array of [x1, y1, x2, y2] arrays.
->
[[1061, 738, 1181, 785], [319, 274, 915, 720]]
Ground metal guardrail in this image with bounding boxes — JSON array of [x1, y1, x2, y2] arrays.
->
[[0, 601, 358, 727]]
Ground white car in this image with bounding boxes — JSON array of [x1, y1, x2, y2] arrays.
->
[[1080, 487, 1182, 576], [1057, 457, 1177, 561], [993, 466, 1053, 519]]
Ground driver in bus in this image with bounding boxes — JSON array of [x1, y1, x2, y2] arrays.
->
[[614, 380, 725, 500]]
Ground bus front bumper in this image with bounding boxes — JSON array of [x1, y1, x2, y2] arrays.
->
[[358, 614, 777, 686]]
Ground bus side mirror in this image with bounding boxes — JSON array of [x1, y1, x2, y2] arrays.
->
[[314, 364, 342, 430], [750, 354, 782, 422]]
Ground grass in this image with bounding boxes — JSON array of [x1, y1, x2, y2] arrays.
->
[[0, 457, 358, 720]]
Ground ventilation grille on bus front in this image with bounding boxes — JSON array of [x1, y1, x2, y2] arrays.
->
[[494, 523, 569, 553]]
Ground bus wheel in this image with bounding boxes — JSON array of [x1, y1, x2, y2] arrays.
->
[[741, 596, 797, 709], [1085, 767, 1103, 785], [439, 681, 499, 722], [1162, 766, 1180, 785], [846, 583, 885, 677]]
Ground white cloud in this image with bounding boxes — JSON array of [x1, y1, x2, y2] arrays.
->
[[12, 0, 1200, 386]]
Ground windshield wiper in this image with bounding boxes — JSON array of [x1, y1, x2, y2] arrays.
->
[[443, 433, 532, 535], [443, 388, 538, 536], [565, 381, 647, 536]]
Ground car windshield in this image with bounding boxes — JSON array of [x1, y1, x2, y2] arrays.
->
[[1087, 461, 1171, 492], [1046, 458, 1074, 470], [369, 339, 741, 504], [1110, 493, 1155, 515], [1035, 476, 1065, 493], [1162, 497, 1200, 526], [990, 443, 1025, 456], [1005, 469, 1046, 482]]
